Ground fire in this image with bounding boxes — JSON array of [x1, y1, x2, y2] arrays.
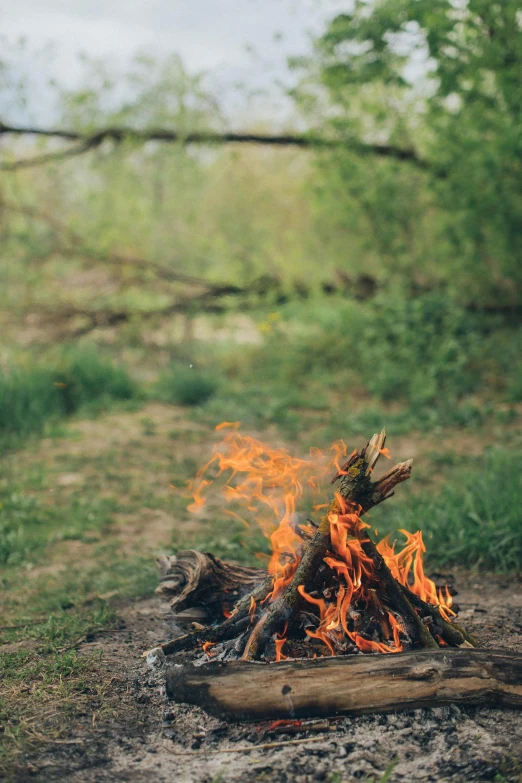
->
[[376, 530, 455, 621], [292, 492, 406, 654], [187, 424, 347, 602], [275, 621, 289, 661], [187, 424, 455, 659]]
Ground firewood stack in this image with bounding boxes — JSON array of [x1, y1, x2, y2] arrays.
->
[[156, 429, 475, 664]]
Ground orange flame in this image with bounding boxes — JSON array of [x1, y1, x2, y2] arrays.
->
[[215, 421, 241, 431], [275, 621, 289, 661], [188, 426, 456, 658], [187, 429, 350, 601], [299, 508, 404, 657], [377, 530, 455, 620]]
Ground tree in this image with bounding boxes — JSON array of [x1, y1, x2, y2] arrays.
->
[[295, 0, 522, 302]]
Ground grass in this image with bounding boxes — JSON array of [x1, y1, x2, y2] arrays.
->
[[0, 599, 118, 776], [371, 448, 522, 572], [0, 345, 139, 453], [0, 299, 521, 775], [155, 361, 219, 406]]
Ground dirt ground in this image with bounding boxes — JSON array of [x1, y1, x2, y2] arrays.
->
[[13, 572, 522, 783]]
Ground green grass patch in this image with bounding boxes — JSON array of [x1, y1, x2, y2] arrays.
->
[[155, 361, 219, 406], [0, 599, 117, 776], [0, 468, 121, 566], [0, 345, 139, 453], [371, 449, 522, 571], [0, 552, 157, 772]]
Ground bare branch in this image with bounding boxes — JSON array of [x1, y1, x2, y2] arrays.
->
[[0, 198, 239, 289], [0, 122, 433, 172]]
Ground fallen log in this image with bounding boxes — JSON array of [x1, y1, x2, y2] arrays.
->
[[165, 649, 522, 720]]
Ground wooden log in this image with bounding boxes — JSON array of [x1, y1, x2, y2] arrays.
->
[[156, 549, 265, 613], [165, 649, 522, 720], [160, 575, 274, 656], [398, 583, 476, 647]]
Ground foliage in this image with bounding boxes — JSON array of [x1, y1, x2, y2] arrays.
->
[[340, 292, 484, 404], [0, 346, 138, 451], [155, 362, 218, 406], [294, 0, 522, 302], [58, 52, 221, 132], [2, 15, 522, 328], [213, 293, 517, 414]]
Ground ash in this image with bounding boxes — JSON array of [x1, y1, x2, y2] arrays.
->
[[18, 573, 522, 783], [145, 698, 522, 783]]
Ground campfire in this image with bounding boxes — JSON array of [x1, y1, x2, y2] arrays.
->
[[159, 426, 473, 658], [154, 427, 522, 719]]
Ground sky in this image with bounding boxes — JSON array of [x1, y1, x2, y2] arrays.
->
[[1, 0, 347, 125]]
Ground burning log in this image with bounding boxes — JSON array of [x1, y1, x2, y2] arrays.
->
[[157, 427, 476, 667], [241, 431, 436, 659], [165, 649, 522, 720]]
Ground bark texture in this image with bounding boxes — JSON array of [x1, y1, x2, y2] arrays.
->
[[166, 649, 522, 720], [156, 549, 264, 614]]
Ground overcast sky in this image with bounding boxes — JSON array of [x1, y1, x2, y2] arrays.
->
[[1, 0, 347, 124]]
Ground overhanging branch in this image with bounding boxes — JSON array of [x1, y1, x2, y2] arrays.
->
[[0, 197, 236, 289], [0, 122, 433, 172]]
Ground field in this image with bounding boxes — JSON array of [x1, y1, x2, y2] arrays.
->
[[1, 300, 522, 780]]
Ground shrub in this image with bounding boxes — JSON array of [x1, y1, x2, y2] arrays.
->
[[0, 367, 64, 440], [52, 346, 137, 414], [0, 346, 138, 450], [155, 363, 218, 406], [238, 292, 491, 407], [352, 293, 484, 404]]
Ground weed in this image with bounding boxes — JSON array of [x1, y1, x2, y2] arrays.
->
[[140, 416, 157, 436], [155, 362, 218, 406]]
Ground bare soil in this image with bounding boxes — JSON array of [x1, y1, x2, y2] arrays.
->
[[15, 573, 522, 783]]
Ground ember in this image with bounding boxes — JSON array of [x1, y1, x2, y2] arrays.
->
[[157, 427, 475, 662]]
